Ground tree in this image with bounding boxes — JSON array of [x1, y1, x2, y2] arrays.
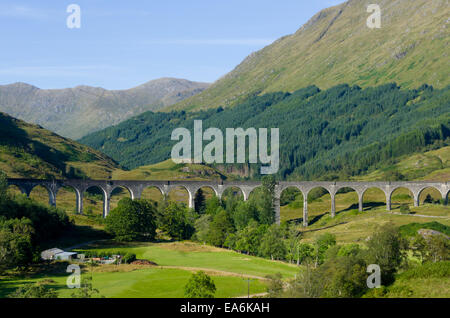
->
[[232, 201, 258, 230], [319, 253, 368, 298], [159, 202, 194, 240], [291, 244, 369, 298], [207, 209, 234, 247], [337, 244, 361, 257], [259, 224, 286, 260], [364, 223, 407, 284], [193, 214, 212, 243], [194, 189, 206, 214], [426, 234, 449, 262], [313, 233, 336, 267], [285, 225, 302, 264], [105, 198, 157, 241], [0, 170, 8, 204], [293, 262, 322, 298], [205, 196, 222, 215], [258, 175, 276, 225], [424, 194, 434, 204], [297, 243, 314, 265], [265, 273, 284, 297], [280, 187, 300, 206], [71, 275, 101, 298], [409, 234, 428, 264], [122, 252, 136, 264], [184, 271, 216, 298], [223, 232, 237, 250], [0, 217, 34, 272], [234, 220, 266, 255]]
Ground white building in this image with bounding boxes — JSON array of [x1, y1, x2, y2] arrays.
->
[[41, 248, 77, 261], [41, 248, 64, 260]]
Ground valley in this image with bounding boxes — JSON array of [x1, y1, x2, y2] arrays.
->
[[0, 0, 449, 300]]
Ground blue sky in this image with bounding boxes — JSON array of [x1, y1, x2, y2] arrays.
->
[[0, 0, 343, 89]]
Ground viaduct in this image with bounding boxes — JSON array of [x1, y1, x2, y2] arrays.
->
[[6, 179, 449, 226]]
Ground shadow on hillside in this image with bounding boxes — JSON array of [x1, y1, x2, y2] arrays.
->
[[0, 113, 86, 178], [0, 261, 74, 298], [335, 201, 385, 215], [288, 201, 387, 227], [309, 213, 327, 225], [77, 238, 175, 250], [287, 213, 329, 227], [362, 202, 386, 210]]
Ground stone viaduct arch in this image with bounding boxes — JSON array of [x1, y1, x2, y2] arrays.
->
[[7, 179, 449, 227]]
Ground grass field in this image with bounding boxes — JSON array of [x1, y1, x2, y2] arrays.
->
[[0, 241, 300, 298], [75, 241, 299, 279], [0, 266, 268, 298]]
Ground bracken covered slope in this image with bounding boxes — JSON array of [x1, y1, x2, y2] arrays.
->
[[167, 0, 449, 111]]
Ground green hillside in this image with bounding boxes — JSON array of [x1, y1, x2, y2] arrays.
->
[[80, 83, 450, 180], [167, 0, 449, 112], [0, 112, 120, 179], [354, 146, 450, 182], [112, 159, 236, 181]]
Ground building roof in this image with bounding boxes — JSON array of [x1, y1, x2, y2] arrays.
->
[[42, 248, 64, 255], [55, 252, 77, 257]]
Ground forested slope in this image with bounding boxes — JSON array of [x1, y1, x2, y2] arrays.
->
[[80, 83, 450, 180]]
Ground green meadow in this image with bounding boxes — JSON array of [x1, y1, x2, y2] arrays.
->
[[75, 241, 299, 278], [0, 267, 267, 298], [0, 241, 299, 298]]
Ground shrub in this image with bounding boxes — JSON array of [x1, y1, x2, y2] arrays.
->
[[122, 253, 136, 264], [85, 206, 94, 217], [399, 222, 450, 237], [158, 202, 195, 240], [105, 198, 157, 241], [184, 271, 216, 298], [399, 261, 450, 279], [207, 209, 234, 247], [364, 223, 407, 285], [265, 273, 284, 297], [0, 195, 72, 243], [9, 282, 58, 298]]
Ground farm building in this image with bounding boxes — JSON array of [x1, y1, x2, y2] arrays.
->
[[41, 248, 64, 260], [54, 252, 78, 261], [41, 248, 77, 261]]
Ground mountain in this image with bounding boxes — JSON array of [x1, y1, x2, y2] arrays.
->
[[79, 83, 450, 180], [0, 112, 120, 179], [0, 78, 209, 139], [166, 0, 449, 112]]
